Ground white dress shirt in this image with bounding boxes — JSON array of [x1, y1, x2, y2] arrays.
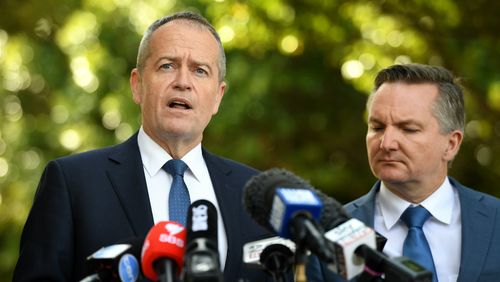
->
[[374, 178, 461, 282], [137, 127, 228, 268]]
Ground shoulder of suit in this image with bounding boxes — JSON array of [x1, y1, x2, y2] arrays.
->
[[202, 147, 259, 174], [344, 194, 370, 215], [450, 177, 500, 207], [50, 134, 138, 166]]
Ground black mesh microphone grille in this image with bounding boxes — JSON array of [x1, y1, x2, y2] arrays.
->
[[185, 199, 218, 245], [242, 168, 313, 231], [311, 189, 351, 230]]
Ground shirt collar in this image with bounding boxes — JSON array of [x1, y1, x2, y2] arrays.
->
[[378, 177, 455, 230], [137, 127, 204, 182]]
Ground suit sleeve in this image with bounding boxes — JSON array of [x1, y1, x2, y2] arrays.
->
[[14, 160, 75, 281], [306, 255, 350, 282]]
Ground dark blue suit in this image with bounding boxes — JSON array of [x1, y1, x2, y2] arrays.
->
[[14, 133, 273, 281], [307, 178, 500, 282]]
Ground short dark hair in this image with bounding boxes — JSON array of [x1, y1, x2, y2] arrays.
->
[[368, 63, 465, 133], [136, 11, 226, 81]]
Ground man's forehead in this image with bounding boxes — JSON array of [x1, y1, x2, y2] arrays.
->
[[150, 22, 218, 53]]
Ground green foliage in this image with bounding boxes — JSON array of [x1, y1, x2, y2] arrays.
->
[[1, 0, 500, 280]]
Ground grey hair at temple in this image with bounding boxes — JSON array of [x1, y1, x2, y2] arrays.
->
[[367, 63, 465, 134]]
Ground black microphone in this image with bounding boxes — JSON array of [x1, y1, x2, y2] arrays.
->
[[243, 236, 295, 282], [183, 200, 223, 282], [82, 237, 143, 282]]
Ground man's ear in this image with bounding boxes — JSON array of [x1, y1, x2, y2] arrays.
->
[[212, 81, 226, 115], [444, 130, 463, 162], [130, 68, 142, 105]]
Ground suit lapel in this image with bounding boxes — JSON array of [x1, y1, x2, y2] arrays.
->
[[106, 133, 154, 237], [454, 179, 495, 282], [351, 179, 497, 282], [202, 149, 242, 282], [348, 182, 380, 228]]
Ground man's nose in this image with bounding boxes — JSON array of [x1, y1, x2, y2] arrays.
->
[[173, 67, 192, 91], [380, 128, 398, 151]]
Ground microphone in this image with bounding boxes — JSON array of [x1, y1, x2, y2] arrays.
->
[[243, 236, 295, 282], [243, 168, 336, 282], [183, 200, 223, 282], [304, 178, 433, 281], [82, 237, 142, 282], [243, 168, 334, 263], [141, 221, 186, 282]]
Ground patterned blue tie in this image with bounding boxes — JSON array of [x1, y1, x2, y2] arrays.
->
[[163, 159, 190, 226], [401, 206, 438, 282]]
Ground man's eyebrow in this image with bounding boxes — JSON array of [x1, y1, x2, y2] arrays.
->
[[155, 56, 214, 72], [368, 117, 383, 124], [397, 120, 423, 127], [367, 117, 422, 126], [191, 60, 211, 68], [153, 56, 177, 66]]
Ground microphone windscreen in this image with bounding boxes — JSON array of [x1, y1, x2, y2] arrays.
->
[[141, 221, 186, 281], [186, 200, 218, 247], [312, 189, 351, 230], [243, 168, 312, 230]]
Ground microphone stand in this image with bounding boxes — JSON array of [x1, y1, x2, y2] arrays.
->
[[291, 216, 309, 282], [155, 260, 178, 282], [293, 244, 308, 282]]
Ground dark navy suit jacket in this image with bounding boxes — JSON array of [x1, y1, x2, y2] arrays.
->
[[307, 178, 500, 282], [14, 133, 274, 281]]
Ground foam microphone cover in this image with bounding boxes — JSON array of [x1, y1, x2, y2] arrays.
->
[[141, 221, 187, 281], [312, 189, 351, 230], [186, 199, 218, 247], [243, 168, 313, 231]]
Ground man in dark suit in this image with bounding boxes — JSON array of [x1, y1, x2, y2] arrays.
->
[[307, 64, 500, 282], [14, 11, 273, 281]]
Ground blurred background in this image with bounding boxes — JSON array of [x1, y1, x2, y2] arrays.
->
[[1, 0, 499, 279]]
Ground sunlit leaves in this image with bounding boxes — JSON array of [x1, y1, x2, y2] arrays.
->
[[487, 81, 500, 111], [56, 11, 100, 54]]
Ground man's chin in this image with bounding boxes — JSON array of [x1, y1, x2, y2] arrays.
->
[[376, 171, 409, 184]]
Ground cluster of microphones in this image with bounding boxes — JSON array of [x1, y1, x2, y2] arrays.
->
[[81, 168, 433, 282]]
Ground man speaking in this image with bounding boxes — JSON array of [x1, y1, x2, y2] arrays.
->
[[14, 11, 274, 282]]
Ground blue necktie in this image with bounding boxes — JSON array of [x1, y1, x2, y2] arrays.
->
[[401, 205, 438, 282], [163, 159, 190, 226]]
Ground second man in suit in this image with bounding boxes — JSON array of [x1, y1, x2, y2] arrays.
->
[[307, 63, 500, 282]]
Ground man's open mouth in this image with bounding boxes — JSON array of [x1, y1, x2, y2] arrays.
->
[[168, 98, 192, 110]]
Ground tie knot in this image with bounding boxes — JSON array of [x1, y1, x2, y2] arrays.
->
[[163, 159, 188, 176], [401, 205, 431, 228]]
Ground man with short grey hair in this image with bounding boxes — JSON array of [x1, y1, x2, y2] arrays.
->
[[14, 11, 280, 281]]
